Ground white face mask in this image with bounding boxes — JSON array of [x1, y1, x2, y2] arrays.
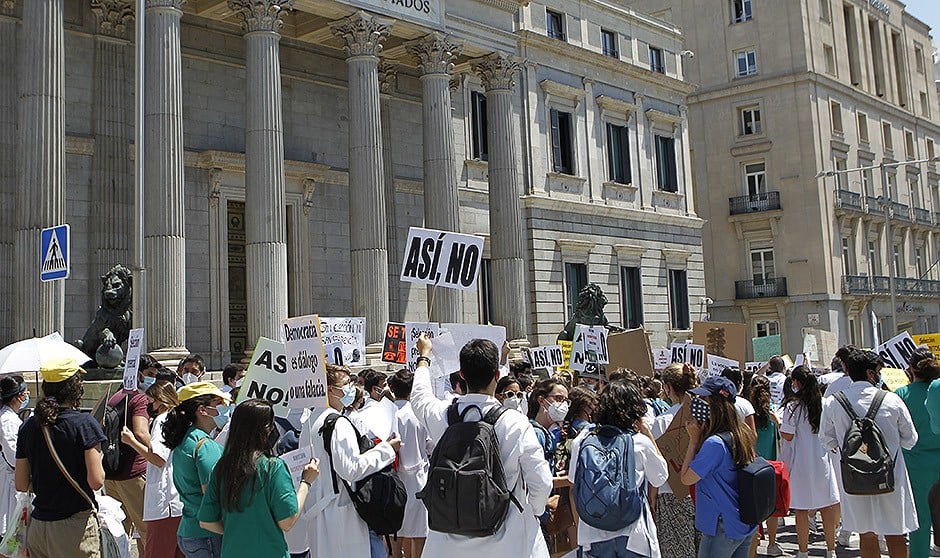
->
[[502, 397, 522, 412], [547, 401, 569, 423], [181, 373, 198, 385]]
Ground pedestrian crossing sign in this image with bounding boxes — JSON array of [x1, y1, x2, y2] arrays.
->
[[39, 224, 70, 282]]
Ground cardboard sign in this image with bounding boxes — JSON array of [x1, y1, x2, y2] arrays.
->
[[570, 325, 609, 371], [607, 328, 655, 377], [752, 335, 782, 362], [527, 346, 565, 370], [803, 328, 838, 366], [319, 317, 366, 366], [657, 395, 692, 498], [882, 368, 911, 392], [913, 333, 940, 356], [694, 321, 747, 370], [802, 334, 819, 363], [876, 332, 918, 370], [441, 323, 507, 356], [671, 343, 706, 369], [400, 227, 485, 291], [745, 361, 766, 374], [653, 348, 671, 371], [122, 328, 145, 392], [406, 322, 441, 371], [238, 337, 290, 417], [382, 322, 407, 364], [282, 315, 329, 409], [705, 355, 739, 380]]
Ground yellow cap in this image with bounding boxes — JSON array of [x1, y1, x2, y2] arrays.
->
[[178, 381, 231, 403], [39, 357, 86, 383]]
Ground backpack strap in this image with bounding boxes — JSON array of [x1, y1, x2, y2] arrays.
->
[[481, 404, 509, 426], [865, 390, 888, 421], [193, 436, 209, 463], [833, 392, 861, 421], [318, 413, 343, 495]]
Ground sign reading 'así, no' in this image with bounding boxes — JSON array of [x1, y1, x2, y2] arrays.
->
[[400, 227, 485, 291]]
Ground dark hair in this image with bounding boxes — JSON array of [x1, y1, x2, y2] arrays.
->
[[527, 378, 565, 419], [606, 368, 638, 385], [0, 376, 25, 406], [214, 400, 276, 512], [593, 381, 646, 431], [701, 395, 756, 467], [448, 372, 467, 394], [495, 376, 520, 395], [138, 354, 160, 373], [510, 361, 531, 376], [162, 394, 217, 449], [565, 386, 599, 423], [845, 350, 883, 382], [516, 374, 534, 391], [768, 356, 785, 373], [721, 367, 743, 390], [222, 363, 245, 385], [788, 366, 823, 433], [742, 368, 755, 396], [35, 374, 84, 428], [360, 369, 387, 394], [747, 375, 773, 430], [156, 367, 177, 384], [835, 345, 857, 363], [388, 369, 414, 399], [459, 339, 499, 392], [179, 354, 205, 372], [661, 363, 698, 395], [910, 355, 940, 382]]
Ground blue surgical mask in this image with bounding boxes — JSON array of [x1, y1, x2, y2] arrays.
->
[[20, 393, 28, 409], [139, 377, 156, 392], [212, 405, 233, 429], [340, 385, 357, 407]]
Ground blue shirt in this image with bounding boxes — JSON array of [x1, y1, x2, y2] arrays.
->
[[690, 435, 756, 539]]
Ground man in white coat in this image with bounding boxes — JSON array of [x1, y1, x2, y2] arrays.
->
[[411, 334, 553, 558], [820, 349, 918, 558]]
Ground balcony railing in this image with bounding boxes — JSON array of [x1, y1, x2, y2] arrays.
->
[[729, 191, 781, 215], [872, 276, 891, 294], [842, 275, 872, 294], [834, 189, 864, 211], [914, 208, 933, 225], [735, 277, 788, 299], [891, 201, 911, 221], [866, 196, 883, 215], [844, 275, 940, 297]]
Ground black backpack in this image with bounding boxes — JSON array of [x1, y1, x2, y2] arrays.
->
[[102, 394, 128, 478], [833, 391, 895, 495], [717, 432, 776, 525], [417, 401, 523, 537], [319, 413, 407, 536]]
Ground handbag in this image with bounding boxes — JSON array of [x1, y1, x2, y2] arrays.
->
[[40, 426, 126, 558], [0, 492, 31, 558]]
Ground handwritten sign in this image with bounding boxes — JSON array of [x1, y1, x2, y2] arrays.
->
[[705, 355, 739, 380], [876, 332, 918, 370], [570, 325, 609, 371], [238, 337, 290, 417], [558, 340, 573, 371], [406, 322, 440, 371], [527, 345, 565, 370], [122, 328, 144, 392], [400, 227, 485, 291], [382, 322, 407, 363], [283, 315, 328, 409], [653, 348, 671, 371], [913, 333, 940, 356], [281, 445, 313, 476], [745, 361, 765, 374], [881, 368, 910, 392], [657, 395, 692, 498], [319, 317, 366, 366]]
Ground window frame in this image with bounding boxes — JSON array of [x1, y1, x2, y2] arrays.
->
[[868, 240, 880, 277], [549, 108, 575, 175], [857, 112, 869, 143], [546, 9, 566, 41], [750, 247, 776, 285], [882, 121, 893, 151], [819, 0, 831, 22], [654, 135, 679, 192], [668, 269, 690, 330], [735, 48, 758, 77], [739, 105, 762, 136], [905, 130, 916, 159], [830, 100, 843, 134], [606, 122, 632, 184], [469, 91, 488, 162], [620, 266, 644, 329], [731, 0, 752, 23], [744, 161, 767, 197], [564, 261, 588, 320], [823, 44, 837, 75], [649, 46, 665, 74], [755, 320, 780, 338], [601, 29, 619, 58]]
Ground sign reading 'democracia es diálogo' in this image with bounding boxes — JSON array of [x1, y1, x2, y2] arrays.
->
[[400, 227, 485, 291], [283, 315, 329, 409]]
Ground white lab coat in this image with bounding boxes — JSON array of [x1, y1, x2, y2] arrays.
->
[[820, 381, 919, 535], [0, 406, 20, 532], [294, 407, 397, 558], [395, 400, 431, 538], [411, 363, 553, 558]]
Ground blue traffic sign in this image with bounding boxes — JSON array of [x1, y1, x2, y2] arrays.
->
[[40, 224, 70, 282]]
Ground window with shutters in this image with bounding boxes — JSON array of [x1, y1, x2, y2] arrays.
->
[[565, 262, 588, 319], [750, 248, 775, 285], [655, 135, 678, 192], [668, 270, 690, 330], [744, 162, 766, 196], [620, 267, 643, 329], [470, 91, 488, 161], [550, 108, 575, 175], [606, 123, 631, 184], [546, 10, 566, 41]]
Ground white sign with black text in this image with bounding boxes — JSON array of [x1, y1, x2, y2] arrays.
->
[[671, 343, 706, 369], [400, 227, 485, 291], [122, 328, 145, 392], [238, 337, 290, 418], [319, 317, 366, 366], [527, 345, 565, 370], [570, 325, 609, 372], [876, 332, 918, 370], [405, 322, 441, 372], [282, 315, 329, 409]]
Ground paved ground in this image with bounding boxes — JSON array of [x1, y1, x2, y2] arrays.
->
[[756, 515, 940, 557]]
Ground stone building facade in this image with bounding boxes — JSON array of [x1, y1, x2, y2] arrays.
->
[[0, 0, 704, 368]]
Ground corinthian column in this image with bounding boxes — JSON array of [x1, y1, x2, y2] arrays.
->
[[379, 63, 400, 321], [473, 53, 526, 339], [331, 11, 390, 344], [407, 33, 463, 323], [1, 2, 18, 345], [14, 0, 65, 338], [229, 0, 292, 346], [144, 0, 188, 360]]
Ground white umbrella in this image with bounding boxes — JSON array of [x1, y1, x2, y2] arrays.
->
[[0, 332, 94, 374]]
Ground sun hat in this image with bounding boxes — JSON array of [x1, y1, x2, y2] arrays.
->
[[39, 357, 86, 383], [178, 381, 231, 403]]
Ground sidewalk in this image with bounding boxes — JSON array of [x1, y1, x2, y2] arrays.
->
[[755, 515, 940, 557]]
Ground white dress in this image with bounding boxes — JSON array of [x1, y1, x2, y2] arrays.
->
[[0, 406, 20, 533], [395, 400, 431, 538], [780, 401, 839, 510], [820, 381, 919, 535]]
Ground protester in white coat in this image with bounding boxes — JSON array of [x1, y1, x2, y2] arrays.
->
[[411, 334, 553, 558], [388, 369, 431, 558], [0, 376, 26, 534], [820, 350, 918, 558], [296, 364, 400, 558]]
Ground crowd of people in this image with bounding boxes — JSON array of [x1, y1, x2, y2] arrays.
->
[[2, 336, 939, 558]]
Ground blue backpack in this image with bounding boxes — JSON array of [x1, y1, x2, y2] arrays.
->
[[573, 425, 644, 531]]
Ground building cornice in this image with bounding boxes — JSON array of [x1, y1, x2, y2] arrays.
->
[[522, 194, 706, 229], [477, 0, 529, 13]]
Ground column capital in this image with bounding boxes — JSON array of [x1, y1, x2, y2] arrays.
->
[[378, 61, 398, 94], [145, 0, 185, 9], [407, 32, 463, 76], [92, 0, 134, 38], [1, 1, 14, 16], [330, 11, 391, 59], [228, 0, 293, 34], [634, 92, 645, 105], [472, 52, 522, 92]]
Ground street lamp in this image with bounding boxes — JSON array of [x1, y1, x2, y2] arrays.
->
[[817, 155, 940, 338]]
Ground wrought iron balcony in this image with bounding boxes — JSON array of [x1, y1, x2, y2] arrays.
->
[[843, 275, 940, 297], [871, 276, 891, 295], [834, 189, 864, 211], [735, 277, 788, 299], [891, 202, 911, 221], [866, 196, 883, 215], [896, 277, 922, 295], [914, 208, 933, 225], [729, 191, 781, 215], [842, 275, 871, 294]]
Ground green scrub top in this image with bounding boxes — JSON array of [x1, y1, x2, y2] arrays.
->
[[198, 456, 298, 558], [896, 381, 940, 461], [172, 426, 224, 539], [755, 419, 778, 461]]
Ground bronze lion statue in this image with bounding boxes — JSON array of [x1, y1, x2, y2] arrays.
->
[[558, 283, 622, 341], [75, 264, 133, 368]]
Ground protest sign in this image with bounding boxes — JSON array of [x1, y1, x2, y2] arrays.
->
[[671, 343, 706, 369], [803, 333, 819, 363], [876, 332, 918, 370], [283, 315, 328, 409], [913, 333, 940, 355], [657, 395, 692, 498], [527, 345, 565, 370], [238, 337, 290, 417], [382, 322, 407, 363], [881, 368, 910, 392], [122, 328, 144, 392], [281, 446, 313, 477], [607, 328, 655, 377], [653, 348, 671, 371], [406, 322, 441, 371], [319, 317, 366, 366], [782, 354, 794, 369], [427, 332, 461, 399], [400, 227, 485, 291], [793, 353, 809, 369], [558, 340, 573, 371], [751, 335, 781, 362], [570, 325, 609, 371], [441, 324, 507, 356], [802, 328, 838, 365], [745, 361, 766, 374], [694, 321, 747, 369], [705, 355, 739, 380]]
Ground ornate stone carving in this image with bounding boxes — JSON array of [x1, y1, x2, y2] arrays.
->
[[92, 0, 134, 36], [1, 1, 14, 16], [449, 77, 460, 93], [378, 61, 398, 94], [228, 0, 293, 34], [145, 0, 185, 8], [472, 52, 521, 92], [330, 11, 390, 59], [407, 32, 463, 76], [208, 167, 223, 207]]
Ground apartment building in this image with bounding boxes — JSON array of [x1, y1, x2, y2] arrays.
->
[[628, 0, 940, 355]]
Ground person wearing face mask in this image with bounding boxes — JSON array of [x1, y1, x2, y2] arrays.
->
[[103, 359, 159, 550], [355, 369, 399, 442], [526, 378, 570, 552], [0, 376, 27, 536], [496, 376, 525, 413], [388, 369, 431, 558], [177, 354, 207, 388], [820, 350, 918, 558], [220, 364, 246, 395], [163, 382, 233, 558]]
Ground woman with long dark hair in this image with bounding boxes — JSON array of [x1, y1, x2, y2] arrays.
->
[[0, 375, 27, 535], [680, 377, 758, 558], [198, 399, 319, 558], [746, 375, 781, 555], [14, 358, 107, 558], [526, 378, 569, 474], [163, 382, 233, 558], [781, 366, 839, 558]]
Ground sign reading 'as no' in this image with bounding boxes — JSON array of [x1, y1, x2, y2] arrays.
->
[[400, 227, 485, 291]]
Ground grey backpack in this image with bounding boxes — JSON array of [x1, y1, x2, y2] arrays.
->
[[833, 391, 895, 495]]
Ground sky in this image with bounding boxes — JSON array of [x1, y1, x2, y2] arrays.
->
[[904, 0, 939, 51]]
